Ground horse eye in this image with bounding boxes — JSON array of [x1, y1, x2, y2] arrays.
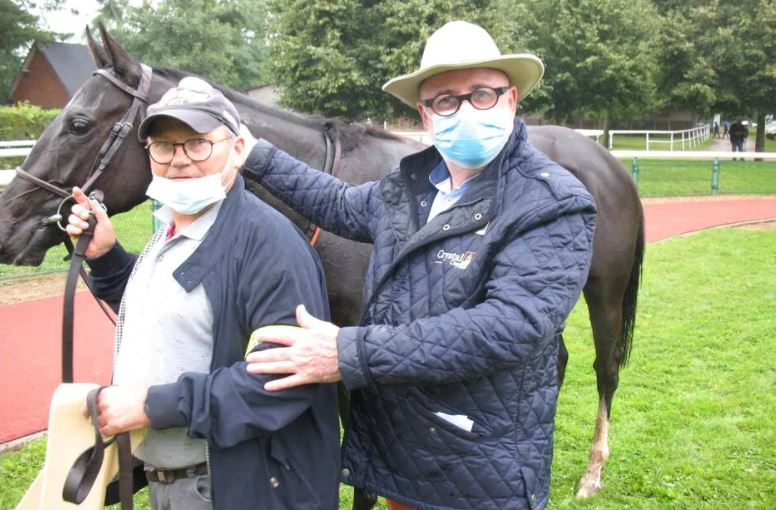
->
[[69, 119, 90, 135]]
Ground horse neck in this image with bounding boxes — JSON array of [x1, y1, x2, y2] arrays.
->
[[226, 92, 326, 166]]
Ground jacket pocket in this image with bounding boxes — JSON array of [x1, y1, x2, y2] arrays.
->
[[267, 436, 321, 508], [407, 388, 493, 441]]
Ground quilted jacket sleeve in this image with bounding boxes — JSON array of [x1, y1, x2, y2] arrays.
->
[[338, 193, 596, 389], [242, 139, 381, 243]]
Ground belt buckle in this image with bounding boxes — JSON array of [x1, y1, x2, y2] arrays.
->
[[156, 469, 173, 484]]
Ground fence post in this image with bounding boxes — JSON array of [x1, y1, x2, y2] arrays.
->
[[150, 199, 164, 231], [631, 157, 639, 187], [711, 158, 720, 194]]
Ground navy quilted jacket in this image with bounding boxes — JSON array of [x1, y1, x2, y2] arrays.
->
[[243, 118, 596, 510]]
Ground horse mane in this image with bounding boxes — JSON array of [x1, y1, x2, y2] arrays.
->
[[154, 67, 407, 153]]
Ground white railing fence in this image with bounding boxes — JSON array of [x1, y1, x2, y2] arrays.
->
[[609, 124, 711, 151], [391, 129, 606, 145], [0, 140, 35, 186]]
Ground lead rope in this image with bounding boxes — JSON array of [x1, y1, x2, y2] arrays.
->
[[61, 218, 135, 509]]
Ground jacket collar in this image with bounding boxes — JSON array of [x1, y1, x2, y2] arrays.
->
[[381, 117, 527, 244], [173, 174, 246, 292]]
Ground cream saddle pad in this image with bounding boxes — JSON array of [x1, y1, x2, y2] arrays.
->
[[16, 383, 146, 510]]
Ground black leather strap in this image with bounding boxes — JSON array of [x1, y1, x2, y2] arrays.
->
[[61, 386, 137, 508], [61, 388, 108, 503], [116, 432, 135, 510], [62, 216, 95, 383]]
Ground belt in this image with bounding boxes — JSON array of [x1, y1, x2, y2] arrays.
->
[[145, 462, 208, 484]]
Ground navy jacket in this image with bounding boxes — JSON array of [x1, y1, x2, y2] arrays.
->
[[243, 118, 596, 510], [87, 175, 340, 509]]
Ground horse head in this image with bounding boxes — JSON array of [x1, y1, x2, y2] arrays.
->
[[0, 25, 171, 266]]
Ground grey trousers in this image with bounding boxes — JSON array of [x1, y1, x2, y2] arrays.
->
[[148, 474, 212, 510]]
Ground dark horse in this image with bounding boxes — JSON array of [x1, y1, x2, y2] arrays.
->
[[0, 28, 643, 503]]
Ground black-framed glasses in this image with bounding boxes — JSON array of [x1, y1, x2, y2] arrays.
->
[[422, 86, 510, 117], [145, 137, 232, 164]]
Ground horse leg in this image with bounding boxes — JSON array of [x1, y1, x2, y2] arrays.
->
[[558, 333, 569, 387], [353, 489, 379, 510], [576, 292, 623, 498]]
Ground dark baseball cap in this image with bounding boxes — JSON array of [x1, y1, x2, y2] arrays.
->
[[138, 76, 241, 140]]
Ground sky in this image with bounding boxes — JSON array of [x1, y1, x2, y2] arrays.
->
[[33, 0, 101, 43]]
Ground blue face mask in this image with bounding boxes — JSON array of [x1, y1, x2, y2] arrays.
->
[[431, 105, 514, 169]]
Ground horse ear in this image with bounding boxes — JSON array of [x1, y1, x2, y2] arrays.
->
[[86, 25, 110, 69], [98, 22, 140, 85]]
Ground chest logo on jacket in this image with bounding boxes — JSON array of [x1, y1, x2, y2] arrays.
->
[[435, 249, 476, 270]]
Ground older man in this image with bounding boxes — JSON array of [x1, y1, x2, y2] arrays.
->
[[66, 77, 339, 510], [241, 21, 596, 510]]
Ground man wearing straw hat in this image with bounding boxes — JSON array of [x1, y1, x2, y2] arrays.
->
[[241, 20, 596, 510]]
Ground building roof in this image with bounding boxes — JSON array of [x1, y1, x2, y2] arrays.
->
[[38, 42, 96, 96]]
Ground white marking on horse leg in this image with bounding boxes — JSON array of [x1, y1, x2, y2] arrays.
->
[[576, 399, 610, 498]]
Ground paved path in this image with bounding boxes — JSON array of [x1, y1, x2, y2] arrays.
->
[[643, 196, 776, 242], [1, 195, 775, 445], [707, 135, 756, 152]]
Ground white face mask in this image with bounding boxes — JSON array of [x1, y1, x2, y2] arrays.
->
[[145, 142, 235, 215], [146, 172, 226, 215]]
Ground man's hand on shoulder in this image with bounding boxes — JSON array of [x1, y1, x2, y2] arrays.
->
[[246, 305, 342, 391]]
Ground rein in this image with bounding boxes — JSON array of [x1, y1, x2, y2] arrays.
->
[[51, 64, 153, 509]]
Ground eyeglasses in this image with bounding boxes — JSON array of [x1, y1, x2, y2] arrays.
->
[[422, 86, 510, 117], [145, 137, 232, 164]]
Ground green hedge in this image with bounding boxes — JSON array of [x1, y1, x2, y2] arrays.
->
[[0, 102, 60, 140]]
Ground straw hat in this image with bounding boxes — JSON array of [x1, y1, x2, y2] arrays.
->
[[382, 20, 544, 107]]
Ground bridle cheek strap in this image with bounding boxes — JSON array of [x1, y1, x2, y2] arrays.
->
[[81, 64, 153, 195], [13, 63, 153, 203]]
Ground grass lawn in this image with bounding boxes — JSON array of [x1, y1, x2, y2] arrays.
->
[[2, 227, 774, 509], [619, 159, 776, 197], [0, 202, 154, 280]]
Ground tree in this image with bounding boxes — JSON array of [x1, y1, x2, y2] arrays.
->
[[0, 0, 56, 102], [504, 0, 661, 133], [655, 0, 775, 151], [651, 11, 716, 119], [266, 0, 496, 121], [694, 0, 775, 151], [95, 0, 269, 92]]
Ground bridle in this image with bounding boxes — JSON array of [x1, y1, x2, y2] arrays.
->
[[13, 63, 153, 384], [14, 64, 153, 230]]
